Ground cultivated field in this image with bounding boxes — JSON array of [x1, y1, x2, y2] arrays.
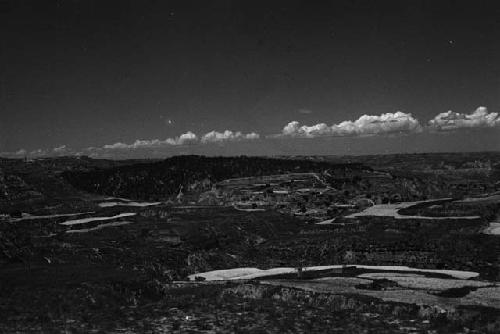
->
[[1, 154, 500, 332]]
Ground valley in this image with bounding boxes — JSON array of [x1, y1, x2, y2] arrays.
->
[[1, 153, 500, 333]]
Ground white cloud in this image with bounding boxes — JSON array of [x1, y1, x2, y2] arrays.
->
[[102, 129, 259, 150], [428, 106, 500, 131], [201, 130, 260, 143], [102, 131, 199, 150], [102, 142, 130, 149], [279, 112, 422, 138], [176, 131, 198, 145], [53, 145, 68, 153], [29, 149, 48, 157], [51, 145, 78, 156], [246, 132, 260, 140], [0, 148, 49, 158]]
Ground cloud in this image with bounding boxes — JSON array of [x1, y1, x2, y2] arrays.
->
[[103, 131, 199, 150], [428, 106, 500, 131], [279, 112, 422, 138], [0, 148, 48, 158], [175, 131, 198, 145], [30, 149, 47, 156], [200, 130, 260, 143], [51, 145, 78, 156], [102, 129, 260, 150], [102, 142, 130, 149], [53, 145, 68, 153]]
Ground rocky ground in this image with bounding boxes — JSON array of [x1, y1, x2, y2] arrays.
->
[[1, 154, 500, 332]]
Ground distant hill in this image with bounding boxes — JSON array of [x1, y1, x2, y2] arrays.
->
[[63, 155, 370, 201], [0, 156, 154, 213], [4, 153, 499, 210]]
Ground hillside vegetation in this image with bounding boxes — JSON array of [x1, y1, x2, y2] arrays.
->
[[62, 155, 369, 200]]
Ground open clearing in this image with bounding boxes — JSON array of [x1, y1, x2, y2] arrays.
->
[[189, 265, 479, 281], [356, 273, 492, 290], [66, 220, 134, 233], [484, 222, 500, 235], [455, 193, 500, 204], [98, 201, 161, 208], [59, 212, 137, 226], [5, 212, 94, 222], [262, 279, 500, 310], [344, 199, 481, 220]]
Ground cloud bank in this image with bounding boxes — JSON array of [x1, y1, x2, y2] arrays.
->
[[201, 130, 260, 143], [102, 130, 259, 150], [279, 112, 422, 138], [53, 145, 68, 153], [3, 106, 499, 159], [103, 131, 199, 150], [428, 106, 500, 131]]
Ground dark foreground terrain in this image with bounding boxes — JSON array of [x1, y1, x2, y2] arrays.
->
[[1, 153, 500, 333]]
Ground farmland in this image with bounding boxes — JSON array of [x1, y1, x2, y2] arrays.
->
[[1, 153, 500, 332]]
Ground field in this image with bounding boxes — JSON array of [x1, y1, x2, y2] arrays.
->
[[1, 153, 500, 332]]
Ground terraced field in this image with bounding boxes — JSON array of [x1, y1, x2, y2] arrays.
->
[[1, 154, 500, 332]]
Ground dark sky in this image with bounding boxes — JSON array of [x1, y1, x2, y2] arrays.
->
[[1, 0, 500, 158]]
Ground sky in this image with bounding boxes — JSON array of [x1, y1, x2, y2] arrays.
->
[[1, 0, 500, 159]]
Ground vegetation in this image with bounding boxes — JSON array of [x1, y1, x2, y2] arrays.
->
[[1, 153, 500, 332], [62, 155, 369, 200]]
